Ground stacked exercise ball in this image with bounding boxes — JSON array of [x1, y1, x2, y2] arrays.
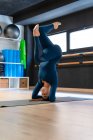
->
[[4, 24, 20, 39]]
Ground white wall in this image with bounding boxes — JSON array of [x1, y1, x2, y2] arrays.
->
[[0, 15, 24, 50]]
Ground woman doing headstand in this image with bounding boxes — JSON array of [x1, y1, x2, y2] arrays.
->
[[32, 22, 62, 102]]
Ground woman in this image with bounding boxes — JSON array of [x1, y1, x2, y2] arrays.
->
[[32, 22, 62, 102]]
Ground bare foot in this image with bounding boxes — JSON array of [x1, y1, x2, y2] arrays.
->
[[53, 22, 61, 29], [33, 24, 40, 36], [33, 24, 39, 30]]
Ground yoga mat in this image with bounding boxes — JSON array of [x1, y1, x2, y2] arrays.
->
[[0, 97, 90, 108]]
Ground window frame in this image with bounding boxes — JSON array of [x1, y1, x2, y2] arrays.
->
[[48, 25, 93, 55], [68, 26, 93, 54]]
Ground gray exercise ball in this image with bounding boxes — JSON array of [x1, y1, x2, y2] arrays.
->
[[4, 24, 20, 39]]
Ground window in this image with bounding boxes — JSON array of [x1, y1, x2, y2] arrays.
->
[[48, 32, 67, 52], [70, 28, 93, 49]]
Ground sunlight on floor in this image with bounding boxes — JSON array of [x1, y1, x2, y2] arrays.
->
[[39, 91, 93, 99], [0, 89, 93, 101]]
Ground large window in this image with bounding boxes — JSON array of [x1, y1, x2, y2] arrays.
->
[[70, 27, 93, 49], [48, 32, 67, 52]]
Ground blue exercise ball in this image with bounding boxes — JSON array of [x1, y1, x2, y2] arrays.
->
[[4, 24, 20, 39]]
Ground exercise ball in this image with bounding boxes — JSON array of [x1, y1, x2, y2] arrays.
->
[[4, 24, 20, 39], [0, 26, 2, 35]]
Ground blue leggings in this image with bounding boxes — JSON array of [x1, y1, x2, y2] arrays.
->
[[32, 24, 62, 102]]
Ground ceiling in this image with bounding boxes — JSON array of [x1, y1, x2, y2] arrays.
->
[[0, 0, 45, 15], [0, 0, 93, 25]]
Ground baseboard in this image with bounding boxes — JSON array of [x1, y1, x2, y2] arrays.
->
[[57, 87, 93, 93], [30, 86, 93, 94]]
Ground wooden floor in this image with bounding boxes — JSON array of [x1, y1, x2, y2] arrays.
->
[[0, 87, 93, 101], [0, 100, 93, 140], [0, 89, 93, 140], [0, 89, 31, 101]]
